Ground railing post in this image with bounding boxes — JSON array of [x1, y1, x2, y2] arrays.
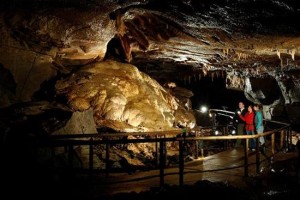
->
[[280, 130, 284, 150], [155, 135, 159, 167], [195, 140, 199, 159], [64, 145, 68, 153], [106, 143, 110, 177], [159, 139, 165, 187], [68, 144, 74, 169], [244, 139, 249, 177], [255, 138, 260, 174], [179, 140, 184, 186], [271, 133, 275, 156], [89, 138, 94, 174], [289, 127, 293, 151]]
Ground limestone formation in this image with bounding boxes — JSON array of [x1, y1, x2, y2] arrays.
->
[[55, 60, 195, 132]]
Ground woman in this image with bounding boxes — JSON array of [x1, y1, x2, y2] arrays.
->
[[254, 104, 265, 151], [238, 105, 255, 151]]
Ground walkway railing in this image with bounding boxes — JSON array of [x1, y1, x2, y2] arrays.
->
[[33, 109, 292, 187]]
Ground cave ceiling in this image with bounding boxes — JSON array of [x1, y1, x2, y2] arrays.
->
[[1, 0, 300, 132], [1, 0, 300, 81]]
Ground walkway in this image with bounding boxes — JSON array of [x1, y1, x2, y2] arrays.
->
[[73, 146, 297, 198]]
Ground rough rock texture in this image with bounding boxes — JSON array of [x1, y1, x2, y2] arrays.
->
[[0, 0, 300, 128], [0, 101, 72, 135], [1, 1, 300, 189], [55, 60, 195, 132], [52, 108, 97, 135]]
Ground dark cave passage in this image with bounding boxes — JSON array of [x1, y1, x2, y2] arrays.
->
[[180, 76, 251, 111]]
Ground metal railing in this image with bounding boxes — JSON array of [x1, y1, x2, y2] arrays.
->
[[32, 109, 292, 187]]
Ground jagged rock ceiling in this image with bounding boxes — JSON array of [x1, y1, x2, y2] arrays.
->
[[1, 0, 300, 131], [2, 0, 300, 75]]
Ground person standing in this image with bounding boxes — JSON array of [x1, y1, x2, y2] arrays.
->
[[253, 104, 265, 147], [238, 105, 255, 151], [232, 101, 247, 148]]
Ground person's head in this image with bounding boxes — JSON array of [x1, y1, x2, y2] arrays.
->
[[247, 105, 253, 112], [253, 104, 262, 111], [238, 102, 245, 109]]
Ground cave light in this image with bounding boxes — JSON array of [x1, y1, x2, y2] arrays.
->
[[200, 106, 208, 113]]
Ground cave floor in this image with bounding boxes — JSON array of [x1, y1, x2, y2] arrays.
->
[[69, 146, 299, 199], [3, 146, 298, 200]]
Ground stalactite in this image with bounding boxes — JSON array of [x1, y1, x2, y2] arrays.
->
[[236, 52, 248, 60], [216, 71, 220, 78], [198, 73, 201, 81], [277, 50, 281, 59], [188, 76, 191, 85], [241, 53, 248, 59], [290, 49, 296, 61], [211, 72, 214, 81], [280, 58, 283, 70], [223, 48, 229, 56], [202, 68, 207, 76], [183, 76, 186, 85], [237, 52, 241, 60]]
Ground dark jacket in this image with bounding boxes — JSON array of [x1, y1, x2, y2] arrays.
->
[[232, 108, 247, 125]]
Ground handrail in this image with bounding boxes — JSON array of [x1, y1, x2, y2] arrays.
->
[[48, 129, 182, 139], [209, 109, 234, 115], [32, 109, 292, 189], [209, 108, 291, 126], [263, 119, 290, 126], [41, 126, 289, 144]]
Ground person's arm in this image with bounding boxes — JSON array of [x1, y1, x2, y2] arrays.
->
[[238, 113, 246, 122]]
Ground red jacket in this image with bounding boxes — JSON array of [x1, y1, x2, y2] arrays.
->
[[239, 112, 255, 131]]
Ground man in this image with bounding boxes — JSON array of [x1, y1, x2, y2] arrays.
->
[[232, 101, 247, 148]]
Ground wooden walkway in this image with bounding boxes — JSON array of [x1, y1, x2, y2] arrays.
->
[[74, 146, 297, 198]]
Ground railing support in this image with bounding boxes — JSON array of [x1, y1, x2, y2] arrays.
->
[[68, 144, 74, 169], [244, 139, 249, 177], [195, 140, 199, 159], [255, 138, 260, 174], [89, 138, 94, 174], [179, 140, 184, 186], [280, 130, 284, 150], [159, 140, 165, 187], [271, 133, 275, 156], [155, 135, 159, 167], [106, 143, 110, 177]]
